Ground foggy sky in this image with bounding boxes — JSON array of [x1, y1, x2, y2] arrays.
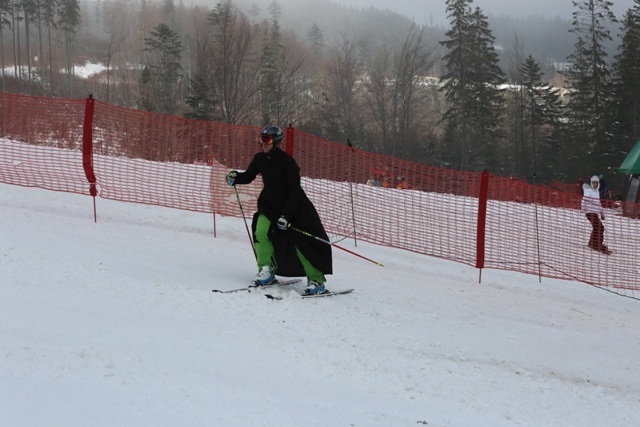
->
[[328, 0, 634, 25], [201, 0, 636, 27]]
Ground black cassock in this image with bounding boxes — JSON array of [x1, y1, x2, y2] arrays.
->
[[234, 147, 332, 277]]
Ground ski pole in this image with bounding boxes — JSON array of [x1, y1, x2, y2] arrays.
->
[[291, 226, 331, 244], [333, 242, 383, 266], [347, 138, 358, 247], [233, 184, 256, 260], [290, 226, 383, 266]]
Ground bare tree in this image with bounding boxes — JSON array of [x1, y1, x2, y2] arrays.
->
[[504, 33, 527, 176], [391, 23, 436, 158], [362, 43, 393, 152], [362, 23, 436, 158], [101, 0, 130, 104], [195, 1, 261, 124], [259, 7, 310, 125], [268, 34, 311, 125], [320, 32, 361, 143]]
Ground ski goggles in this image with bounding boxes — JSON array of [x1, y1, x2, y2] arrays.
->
[[259, 134, 274, 145]]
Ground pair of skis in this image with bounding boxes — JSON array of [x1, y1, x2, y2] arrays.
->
[[212, 279, 353, 299]]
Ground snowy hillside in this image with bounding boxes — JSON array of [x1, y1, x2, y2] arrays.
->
[[1, 183, 639, 426]]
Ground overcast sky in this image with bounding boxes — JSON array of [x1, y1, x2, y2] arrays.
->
[[329, 0, 635, 25]]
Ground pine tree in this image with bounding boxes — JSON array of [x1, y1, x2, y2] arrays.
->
[[612, 1, 640, 149], [260, 3, 282, 125], [41, 0, 59, 88], [22, 0, 38, 84], [184, 74, 217, 121], [565, 0, 617, 177], [57, 0, 81, 96], [306, 23, 324, 56], [143, 22, 183, 115], [520, 55, 564, 179], [440, 0, 505, 171], [0, 0, 11, 90], [138, 65, 154, 112]]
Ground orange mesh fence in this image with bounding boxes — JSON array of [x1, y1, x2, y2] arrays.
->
[[0, 93, 87, 193], [1, 92, 639, 293]]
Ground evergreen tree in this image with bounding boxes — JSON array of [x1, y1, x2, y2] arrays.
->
[[9, 0, 22, 82], [22, 0, 38, 85], [143, 22, 183, 115], [41, 0, 59, 88], [565, 0, 617, 177], [0, 0, 11, 90], [163, 0, 175, 15], [260, 4, 282, 124], [520, 55, 564, 180], [503, 35, 527, 177], [258, 1, 314, 127], [162, 0, 178, 30], [306, 23, 324, 56], [266, 0, 281, 21], [439, 0, 505, 171], [184, 75, 217, 121], [612, 1, 640, 149], [138, 65, 154, 112], [57, 0, 81, 95]]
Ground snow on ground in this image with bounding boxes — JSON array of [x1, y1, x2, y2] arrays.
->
[[73, 61, 108, 79], [2, 61, 107, 79], [1, 183, 639, 426]]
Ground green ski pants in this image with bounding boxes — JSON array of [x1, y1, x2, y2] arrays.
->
[[255, 214, 325, 283]]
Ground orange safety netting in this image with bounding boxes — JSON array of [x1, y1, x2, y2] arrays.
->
[[1, 92, 639, 293]]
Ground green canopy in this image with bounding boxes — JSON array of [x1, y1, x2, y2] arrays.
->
[[619, 139, 640, 174]]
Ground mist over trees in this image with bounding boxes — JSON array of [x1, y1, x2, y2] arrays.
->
[[1, 0, 640, 190]]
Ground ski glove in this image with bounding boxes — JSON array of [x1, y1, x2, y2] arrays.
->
[[277, 215, 291, 231], [226, 171, 237, 186]]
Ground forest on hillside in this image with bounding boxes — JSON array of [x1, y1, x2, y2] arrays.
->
[[1, 0, 639, 191]]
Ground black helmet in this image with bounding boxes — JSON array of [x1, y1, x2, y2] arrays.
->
[[259, 125, 284, 145]]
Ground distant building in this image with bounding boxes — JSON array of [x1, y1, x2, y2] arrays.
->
[[552, 62, 573, 72]]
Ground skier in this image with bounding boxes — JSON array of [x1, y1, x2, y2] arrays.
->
[[581, 175, 610, 254], [225, 125, 332, 295]]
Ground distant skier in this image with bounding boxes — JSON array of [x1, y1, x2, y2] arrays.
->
[[581, 175, 610, 254], [225, 125, 332, 295]]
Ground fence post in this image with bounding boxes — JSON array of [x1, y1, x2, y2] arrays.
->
[[285, 125, 295, 155], [82, 94, 98, 221], [476, 170, 490, 280]]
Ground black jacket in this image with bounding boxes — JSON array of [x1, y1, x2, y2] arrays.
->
[[234, 147, 332, 277]]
